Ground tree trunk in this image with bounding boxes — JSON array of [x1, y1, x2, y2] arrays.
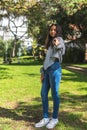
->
[[12, 40, 16, 57]]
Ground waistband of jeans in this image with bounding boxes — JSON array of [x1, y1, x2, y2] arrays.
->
[[54, 58, 59, 62], [47, 61, 60, 70]]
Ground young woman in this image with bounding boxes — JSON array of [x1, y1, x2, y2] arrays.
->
[[35, 24, 65, 129]]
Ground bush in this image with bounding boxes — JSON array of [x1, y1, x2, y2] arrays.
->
[[32, 45, 46, 60], [64, 47, 85, 63]]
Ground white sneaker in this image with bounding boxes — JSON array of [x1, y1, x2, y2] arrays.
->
[[35, 118, 50, 128], [46, 118, 58, 129]]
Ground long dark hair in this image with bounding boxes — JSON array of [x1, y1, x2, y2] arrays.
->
[[45, 24, 62, 49]]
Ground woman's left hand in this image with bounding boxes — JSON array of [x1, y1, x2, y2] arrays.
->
[[41, 74, 44, 83]]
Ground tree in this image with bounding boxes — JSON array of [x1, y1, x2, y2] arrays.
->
[[0, 0, 87, 42], [0, 0, 37, 57], [8, 15, 28, 57], [0, 0, 87, 62]]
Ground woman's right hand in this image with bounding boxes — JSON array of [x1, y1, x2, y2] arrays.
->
[[53, 38, 60, 46], [41, 74, 44, 83]]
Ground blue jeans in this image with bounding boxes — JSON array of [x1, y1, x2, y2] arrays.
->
[[41, 62, 62, 119]]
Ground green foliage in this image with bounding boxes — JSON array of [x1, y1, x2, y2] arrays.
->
[[27, 0, 87, 44], [0, 0, 87, 41], [0, 0, 36, 15], [0, 38, 24, 63], [0, 0, 87, 63], [64, 48, 84, 63], [27, 2, 48, 44], [32, 44, 46, 60], [0, 38, 5, 57]]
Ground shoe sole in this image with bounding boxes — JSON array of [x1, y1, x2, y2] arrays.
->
[[46, 122, 58, 129], [35, 121, 50, 128]]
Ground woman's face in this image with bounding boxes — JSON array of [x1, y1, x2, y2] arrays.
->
[[49, 25, 57, 37]]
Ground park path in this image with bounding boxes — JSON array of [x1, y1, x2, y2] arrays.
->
[[65, 65, 87, 75]]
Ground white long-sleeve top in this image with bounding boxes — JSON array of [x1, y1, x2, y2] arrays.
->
[[43, 37, 65, 70]]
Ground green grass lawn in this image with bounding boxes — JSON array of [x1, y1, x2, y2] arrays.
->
[[0, 60, 87, 130]]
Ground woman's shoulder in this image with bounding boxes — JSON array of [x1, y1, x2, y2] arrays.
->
[[55, 37, 64, 43]]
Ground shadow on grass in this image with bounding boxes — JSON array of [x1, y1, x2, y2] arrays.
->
[[0, 66, 13, 79], [60, 92, 87, 111], [62, 71, 87, 83], [0, 64, 40, 80], [6, 59, 43, 66], [0, 94, 87, 130], [22, 73, 40, 77]]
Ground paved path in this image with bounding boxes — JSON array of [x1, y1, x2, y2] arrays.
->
[[65, 65, 87, 75]]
